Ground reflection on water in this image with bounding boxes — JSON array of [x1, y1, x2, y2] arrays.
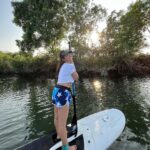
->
[[0, 77, 54, 150], [93, 80, 102, 91], [0, 77, 150, 150]]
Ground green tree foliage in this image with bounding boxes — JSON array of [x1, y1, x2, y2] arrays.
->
[[0, 51, 13, 73], [0, 51, 54, 75], [12, 0, 68, 52], [12, 0, 106, 53], [99, 0, 150, 58], [69, 2, 106, 59]]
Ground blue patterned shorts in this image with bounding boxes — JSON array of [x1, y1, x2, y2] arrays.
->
[[52, 85, 72, 107]]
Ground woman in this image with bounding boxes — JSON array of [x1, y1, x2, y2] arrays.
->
[[52, 50, 79, 150]]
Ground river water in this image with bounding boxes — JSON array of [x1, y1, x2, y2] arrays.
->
[[0, 76, 150, 150]]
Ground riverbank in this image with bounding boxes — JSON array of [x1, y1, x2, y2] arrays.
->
[[0, 51, 150, 78], [108, 55, 150, 78]]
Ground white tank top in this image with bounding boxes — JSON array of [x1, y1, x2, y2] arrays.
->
[[57, 63, 76, 84]]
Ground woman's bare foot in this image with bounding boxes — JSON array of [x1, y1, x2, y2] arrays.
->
[[69, 145, 77, 150]]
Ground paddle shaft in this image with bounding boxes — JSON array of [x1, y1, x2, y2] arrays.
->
[[71, 82, 77, 127]]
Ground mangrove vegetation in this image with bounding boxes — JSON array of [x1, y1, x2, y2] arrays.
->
[[0, 0, 150, 78]]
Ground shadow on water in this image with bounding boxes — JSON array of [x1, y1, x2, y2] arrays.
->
[[0, 76, 150, 150], [0, 77, 55, 150], [72, 77, 150, 150], [25, 83, 52, 139]]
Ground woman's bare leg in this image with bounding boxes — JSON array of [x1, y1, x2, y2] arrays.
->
[[57, 104, 77, 150], [54, 106, 60, 138]]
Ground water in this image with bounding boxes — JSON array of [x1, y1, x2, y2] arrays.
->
[[0, 76, 150, 150]]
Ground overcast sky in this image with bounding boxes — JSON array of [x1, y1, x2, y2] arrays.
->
[[0, 0, 149, 54]]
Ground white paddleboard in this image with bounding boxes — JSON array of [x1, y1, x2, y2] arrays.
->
[[50, 108, 126, 150]]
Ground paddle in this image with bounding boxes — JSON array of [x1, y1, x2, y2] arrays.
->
[[71, 82, 78, 136]]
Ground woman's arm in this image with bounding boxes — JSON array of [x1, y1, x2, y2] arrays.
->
[[71, 72, 79, 81]]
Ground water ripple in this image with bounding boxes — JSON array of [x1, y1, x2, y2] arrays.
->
[[0, 77, 150, 150]]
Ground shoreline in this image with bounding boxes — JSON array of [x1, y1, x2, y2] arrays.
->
[[0, 54, 150, 79], [0, 66, 150, 79]]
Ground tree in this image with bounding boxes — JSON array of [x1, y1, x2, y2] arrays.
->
[[99, 11, 123, 56], [118, 0, 150, 55], [12, 0, 68, 52], [12, 0, 106, 53], [99, 0, 150, 58], [68, 2, 106, 60]]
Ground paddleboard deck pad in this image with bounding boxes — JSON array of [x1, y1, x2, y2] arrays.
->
[[16, 108, 126, 150]]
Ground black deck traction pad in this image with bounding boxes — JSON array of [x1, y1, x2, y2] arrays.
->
[[52, 125, 77, 143], [16, 132, 54, 150], [16, 130, 84, 150], [56, 135, 84, 150]]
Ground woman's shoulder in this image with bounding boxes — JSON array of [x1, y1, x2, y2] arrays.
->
[[61, 63, 75, 72], [63, 63, 74, 67]]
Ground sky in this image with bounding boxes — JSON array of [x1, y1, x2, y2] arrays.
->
[[0, 0, 149, 54], [0, 0, 22, 53]]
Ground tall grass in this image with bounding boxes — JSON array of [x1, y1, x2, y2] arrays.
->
[[0, 51, 13, 74], [0, 51, 57, 76]]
